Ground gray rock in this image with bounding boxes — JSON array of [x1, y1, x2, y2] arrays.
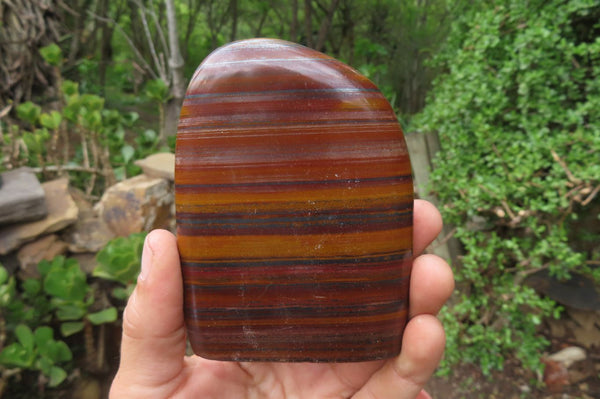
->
[[62, 187, 115, 253], [525, 270, 600, 311], [0, 178, 79, 254], [62, 214, 115, 253], [0, 168, 48, 225], [70, 252, 98, 276]]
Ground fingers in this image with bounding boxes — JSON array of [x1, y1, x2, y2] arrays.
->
[[409, 254, 454, 318], [413, 199, 443, 256], [110, 229, 187, 397], [411, 199, 454, 317], [352, 315, 445, 399]]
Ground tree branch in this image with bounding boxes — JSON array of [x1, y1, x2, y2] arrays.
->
[[86, 10, 158, 79]]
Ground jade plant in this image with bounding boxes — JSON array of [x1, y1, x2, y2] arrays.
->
[[93, 232, 147, 300]]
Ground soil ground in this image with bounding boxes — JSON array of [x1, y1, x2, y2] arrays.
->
[[426, 309, 600, 399]]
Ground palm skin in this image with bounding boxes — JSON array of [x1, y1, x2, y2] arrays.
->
[[110, 199, 454, 399]]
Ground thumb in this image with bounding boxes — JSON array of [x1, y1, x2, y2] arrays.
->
[[111, 229, 187, 397]]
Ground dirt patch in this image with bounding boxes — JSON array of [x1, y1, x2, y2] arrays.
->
[[426, 309, 600, 398]]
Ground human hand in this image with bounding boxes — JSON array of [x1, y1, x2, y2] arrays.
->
[[110, 199, 454, 399]]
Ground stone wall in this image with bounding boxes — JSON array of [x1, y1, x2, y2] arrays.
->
[[0, 153, 175, 278]]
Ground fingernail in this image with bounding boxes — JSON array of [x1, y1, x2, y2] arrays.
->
[[139, 232, 154, 281]]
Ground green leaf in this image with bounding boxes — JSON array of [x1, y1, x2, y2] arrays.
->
[[81, 109, 102, 130], [61, 80, 79, 97], [60, 321, 84, 337], [111, 285, 134, 300], [42, 257, 88, 302], [33, 326, 53, 347], [47, 366, 67, 388], [122, 112, 140, 126], [121, 144, 135, 164], [36, 355, 53, 375], [22, 278, 41, 296], [0, 265, 7, 285], [54, 303, 86, 321], [94, 233, 146, 285], [80, 94, 105, 112], [143, 129, 157, 142], [0, 342, 35, 368], [35, 327, 72, 363], [37, 259, 52, 277], [16, 101, 41, 125], [47, 365, 68, 387], [39, 44, 63, 67], [87, 307, 118, 325], [144, 79, 170, 102], [39, 111, 62, 130], [15, 324, 35, 351]]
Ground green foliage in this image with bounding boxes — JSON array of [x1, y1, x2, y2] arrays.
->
[[0, 325, 72, 387], [415, 0, 600, 375], [0, 324, 73, 387], [94, 232, 147, 299], [36, 257, 118, 336], [144, 79, 171, 103], [16, 101, 41, 126], [0, 256, 118, 388], [39, 111, 62, 130], [39, 43, 63, 67], [8, 77, 159, 191], [40, 257, 88, 301]]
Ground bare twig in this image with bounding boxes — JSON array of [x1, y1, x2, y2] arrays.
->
[[30, 165, 105, 174], [86, 10, 158, 79], [147, 1, 170, 71], [551, 149, 580, 184], [581, 184, 600, 206], [0, 104, 12, 119], [134, 0, 167, 81], [429, 227, 457, 250]]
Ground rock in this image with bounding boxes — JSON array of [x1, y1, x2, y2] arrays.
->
[[543, 358, 569, 393], [0, 178, 78, 255], [62, 195, 115, 253], [547, 346, 586, 368], [72, 377, 101, 399], [567, 308, 600, 348], [62, 215, 115, 253], [0, 167, 47, 225], [62, 186, 115, 252], [134, 152, 174, 180], [17, 234, 68, 279], [95, 174, 173, 237], [0, 252, 19, 275], [525, 270, 600, 311], [70, 253, 97, 276]]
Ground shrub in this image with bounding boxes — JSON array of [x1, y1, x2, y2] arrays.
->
[[414, 0, 600, 375]]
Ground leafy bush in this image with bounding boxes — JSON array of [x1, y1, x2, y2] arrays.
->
[[3, 42, 161, 192], [0, 256, 118, 388], [414, 0, 600, 375], [0, 324, 72, 387]]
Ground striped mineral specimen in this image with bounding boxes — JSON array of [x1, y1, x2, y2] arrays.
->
[[175, 38, 413, 362]]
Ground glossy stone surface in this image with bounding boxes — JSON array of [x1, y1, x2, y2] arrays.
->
[[175, 38, 413, 362]]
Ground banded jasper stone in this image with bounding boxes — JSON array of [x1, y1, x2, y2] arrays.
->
[[175, 38, 413, 362]]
